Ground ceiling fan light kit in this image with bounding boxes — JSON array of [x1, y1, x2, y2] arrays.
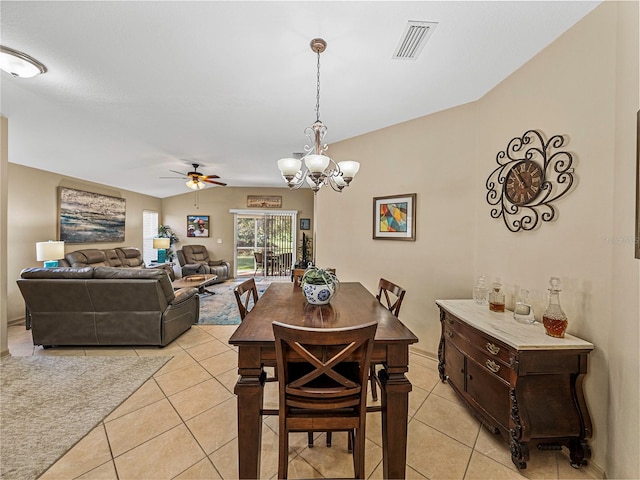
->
[[0, 45, 47, 78], [277, 38, 359, 194]]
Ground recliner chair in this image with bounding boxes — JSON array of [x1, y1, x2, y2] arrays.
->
[[177, 245, 231, 283]]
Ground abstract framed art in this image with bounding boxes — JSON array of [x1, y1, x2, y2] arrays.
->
[[58, 187, 125, 243], [373, 193, 416, 241]]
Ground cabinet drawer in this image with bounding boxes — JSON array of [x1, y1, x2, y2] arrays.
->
[[466, 345, 512, 384], [443, 312, 513, 365]]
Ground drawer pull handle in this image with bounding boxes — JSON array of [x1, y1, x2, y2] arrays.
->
[[446, 330, 453, 338], [486, 343, 500, 355], [486, 360, 500, 373], [446, 317, 454, 325]]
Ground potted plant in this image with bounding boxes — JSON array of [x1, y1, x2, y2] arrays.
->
[[301, 266, 339, 305]]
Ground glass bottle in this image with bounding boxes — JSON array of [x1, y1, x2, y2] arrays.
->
[[473, 275, 488, 305], [488, 280, 505, 312], [513, 288, 535, 324], [542, 277, 568, 338]]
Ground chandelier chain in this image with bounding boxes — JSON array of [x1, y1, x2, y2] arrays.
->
[[315, 50, 321, 122]]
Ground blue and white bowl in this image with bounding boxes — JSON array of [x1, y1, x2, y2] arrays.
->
[[303, 283, 336, 305]]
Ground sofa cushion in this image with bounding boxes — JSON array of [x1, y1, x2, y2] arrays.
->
[[115, 247, 145, 268]]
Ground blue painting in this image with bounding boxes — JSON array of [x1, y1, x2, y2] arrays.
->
[[59, 187, 126, 243]]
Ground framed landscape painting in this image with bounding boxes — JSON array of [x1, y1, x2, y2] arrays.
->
[[373, 193, 416, 241], [58, 187, 125, 243]]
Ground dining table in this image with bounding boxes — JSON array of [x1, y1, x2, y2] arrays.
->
[[228, 281, 419, 479]]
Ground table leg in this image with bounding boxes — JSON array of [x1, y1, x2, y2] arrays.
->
[[379, 366, 412, 479], [234, 369, 265, 479]]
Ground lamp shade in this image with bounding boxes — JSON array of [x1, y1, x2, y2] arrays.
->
[[0, 45, 47, 78], [153, 238, 171, 249], [277, 158, 302, 176], [36, 241, 65, 261], [304, 154, 331, 174], [338, 161, 360, 179]]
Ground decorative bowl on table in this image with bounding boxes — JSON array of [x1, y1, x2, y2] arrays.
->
[[301, 267, 339, 305]]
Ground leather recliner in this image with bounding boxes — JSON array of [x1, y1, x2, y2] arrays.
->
[[17, 266, 198, 347], [177, 245, 230, 283]]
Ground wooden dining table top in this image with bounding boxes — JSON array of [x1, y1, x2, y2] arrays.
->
[[229, 281, 419, 347]]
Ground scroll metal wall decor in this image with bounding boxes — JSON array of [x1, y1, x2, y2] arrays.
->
[[486, 129, 575, 232]]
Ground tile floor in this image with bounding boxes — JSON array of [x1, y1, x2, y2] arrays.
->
[[7, 323, 597, 480]]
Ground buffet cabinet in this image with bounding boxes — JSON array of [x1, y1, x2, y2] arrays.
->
[[436, 300, 593, 470]]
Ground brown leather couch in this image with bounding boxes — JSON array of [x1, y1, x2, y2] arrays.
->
[[17, 267, 198, 347], [177, 245, 231, 282], [64, 247, 175, 280]]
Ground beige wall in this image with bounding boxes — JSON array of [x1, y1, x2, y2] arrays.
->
[[161, 186, 314, 273], [1, 117, 8, 356], [5, 163, 164, 322], [318, 2, 638, 477]]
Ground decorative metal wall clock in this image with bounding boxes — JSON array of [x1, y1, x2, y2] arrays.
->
[[486, 129, 575, 232]]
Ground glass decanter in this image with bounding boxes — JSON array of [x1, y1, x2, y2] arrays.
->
[[513, 288, 535, 324], [542, 277, 568, 338], [488, 280, 505, 312], [473, 275, 488, 305]]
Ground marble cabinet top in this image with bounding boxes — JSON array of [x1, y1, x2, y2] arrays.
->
[[436, 299, 594, 351]]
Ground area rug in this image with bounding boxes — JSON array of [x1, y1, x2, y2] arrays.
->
[[0, 355, 170, 480], [197, 278, 272, 325]]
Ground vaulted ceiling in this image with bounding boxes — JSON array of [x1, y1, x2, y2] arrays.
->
[[1, 1, 601, 198]]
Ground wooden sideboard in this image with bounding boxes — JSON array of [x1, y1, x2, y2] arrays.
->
[[436, 299, 593, 470]]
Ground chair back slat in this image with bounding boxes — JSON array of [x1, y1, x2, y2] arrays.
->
[[376, 278, 406, 317], [234, 278, 259, 320]]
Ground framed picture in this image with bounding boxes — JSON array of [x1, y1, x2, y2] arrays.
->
[[373, 193, 416, 241], [187, 215, 210, 238], [300, 218, 310, 230], [58, 187, 125, 243], [247, 195, 282, 208]]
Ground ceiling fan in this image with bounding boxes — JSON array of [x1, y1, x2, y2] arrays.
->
[[162, 163, 227, 190]]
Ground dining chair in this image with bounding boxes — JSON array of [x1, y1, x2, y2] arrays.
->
[[273, 320, 378, 479], [234, 278, 259, 320], [370, 278, 406, 401], [253, 252, 264, 276], [292, 268, 306, 287], [234, 278, 277, 384]]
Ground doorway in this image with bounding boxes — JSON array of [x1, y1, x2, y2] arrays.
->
[[231, 210, 297, 279]]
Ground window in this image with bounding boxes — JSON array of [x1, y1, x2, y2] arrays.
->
[[142, 210, 159, 265]]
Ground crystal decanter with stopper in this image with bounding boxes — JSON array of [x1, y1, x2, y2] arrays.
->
[[542, 277, 568, 337], [473, 275, 488, 305], [513, 288, 535, 324], [488, 279, 505, 312]]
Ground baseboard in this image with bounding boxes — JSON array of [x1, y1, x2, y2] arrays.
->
[[8, 317, 25, 327], [559, 449, 605, 479], [410, 345, 437, 361]]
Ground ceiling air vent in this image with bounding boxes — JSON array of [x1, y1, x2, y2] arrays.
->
[[393, 21, 438, 60]]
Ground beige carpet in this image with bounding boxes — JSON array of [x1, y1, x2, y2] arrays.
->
[[0, 355, 170, 480]]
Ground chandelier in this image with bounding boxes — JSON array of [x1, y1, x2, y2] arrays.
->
[[277, 38, 359, 193]]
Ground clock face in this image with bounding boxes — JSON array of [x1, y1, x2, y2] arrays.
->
[[505, 160, 543, 206]]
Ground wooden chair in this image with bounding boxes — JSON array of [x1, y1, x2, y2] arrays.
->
[[273, 321, 377, 479], [292, 268, 305, 287], [234, 278, 277, 384], [370, 278, 406, 401], [253, 252, 264, 276], [234, 278, 259, 320]]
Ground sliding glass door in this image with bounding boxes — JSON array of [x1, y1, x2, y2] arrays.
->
[[232, 210, 297, 278]]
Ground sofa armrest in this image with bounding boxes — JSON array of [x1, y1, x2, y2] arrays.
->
[[172, 287, 198, 306], [148, 263, 175, 281], [208, 260, 227, 267]]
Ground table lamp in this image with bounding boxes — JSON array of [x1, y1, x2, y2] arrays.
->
[[153, 237, 171, 263], [36, 240, 65, 268]]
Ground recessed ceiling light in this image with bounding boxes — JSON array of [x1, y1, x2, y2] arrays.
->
[[0, 45, 47, 78]]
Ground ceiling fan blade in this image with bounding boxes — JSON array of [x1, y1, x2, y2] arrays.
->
[[202, 179, 227, 186], [200, 174, 220, 180], [169, 170, 188, 176], [160, 176, 187, 179]]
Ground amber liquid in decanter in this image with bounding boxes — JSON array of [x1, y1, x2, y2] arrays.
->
[[542, 277, 568, 338], [488, 281, 505, 312]]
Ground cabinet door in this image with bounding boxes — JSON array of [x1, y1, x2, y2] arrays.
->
[[445, 340, 466, 394], [466, 359, 510, 429]]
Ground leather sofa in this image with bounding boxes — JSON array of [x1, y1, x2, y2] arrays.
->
[[63, 247, 175, 280], [17, 266, 198, 347], [177, 245, 231, 282]]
